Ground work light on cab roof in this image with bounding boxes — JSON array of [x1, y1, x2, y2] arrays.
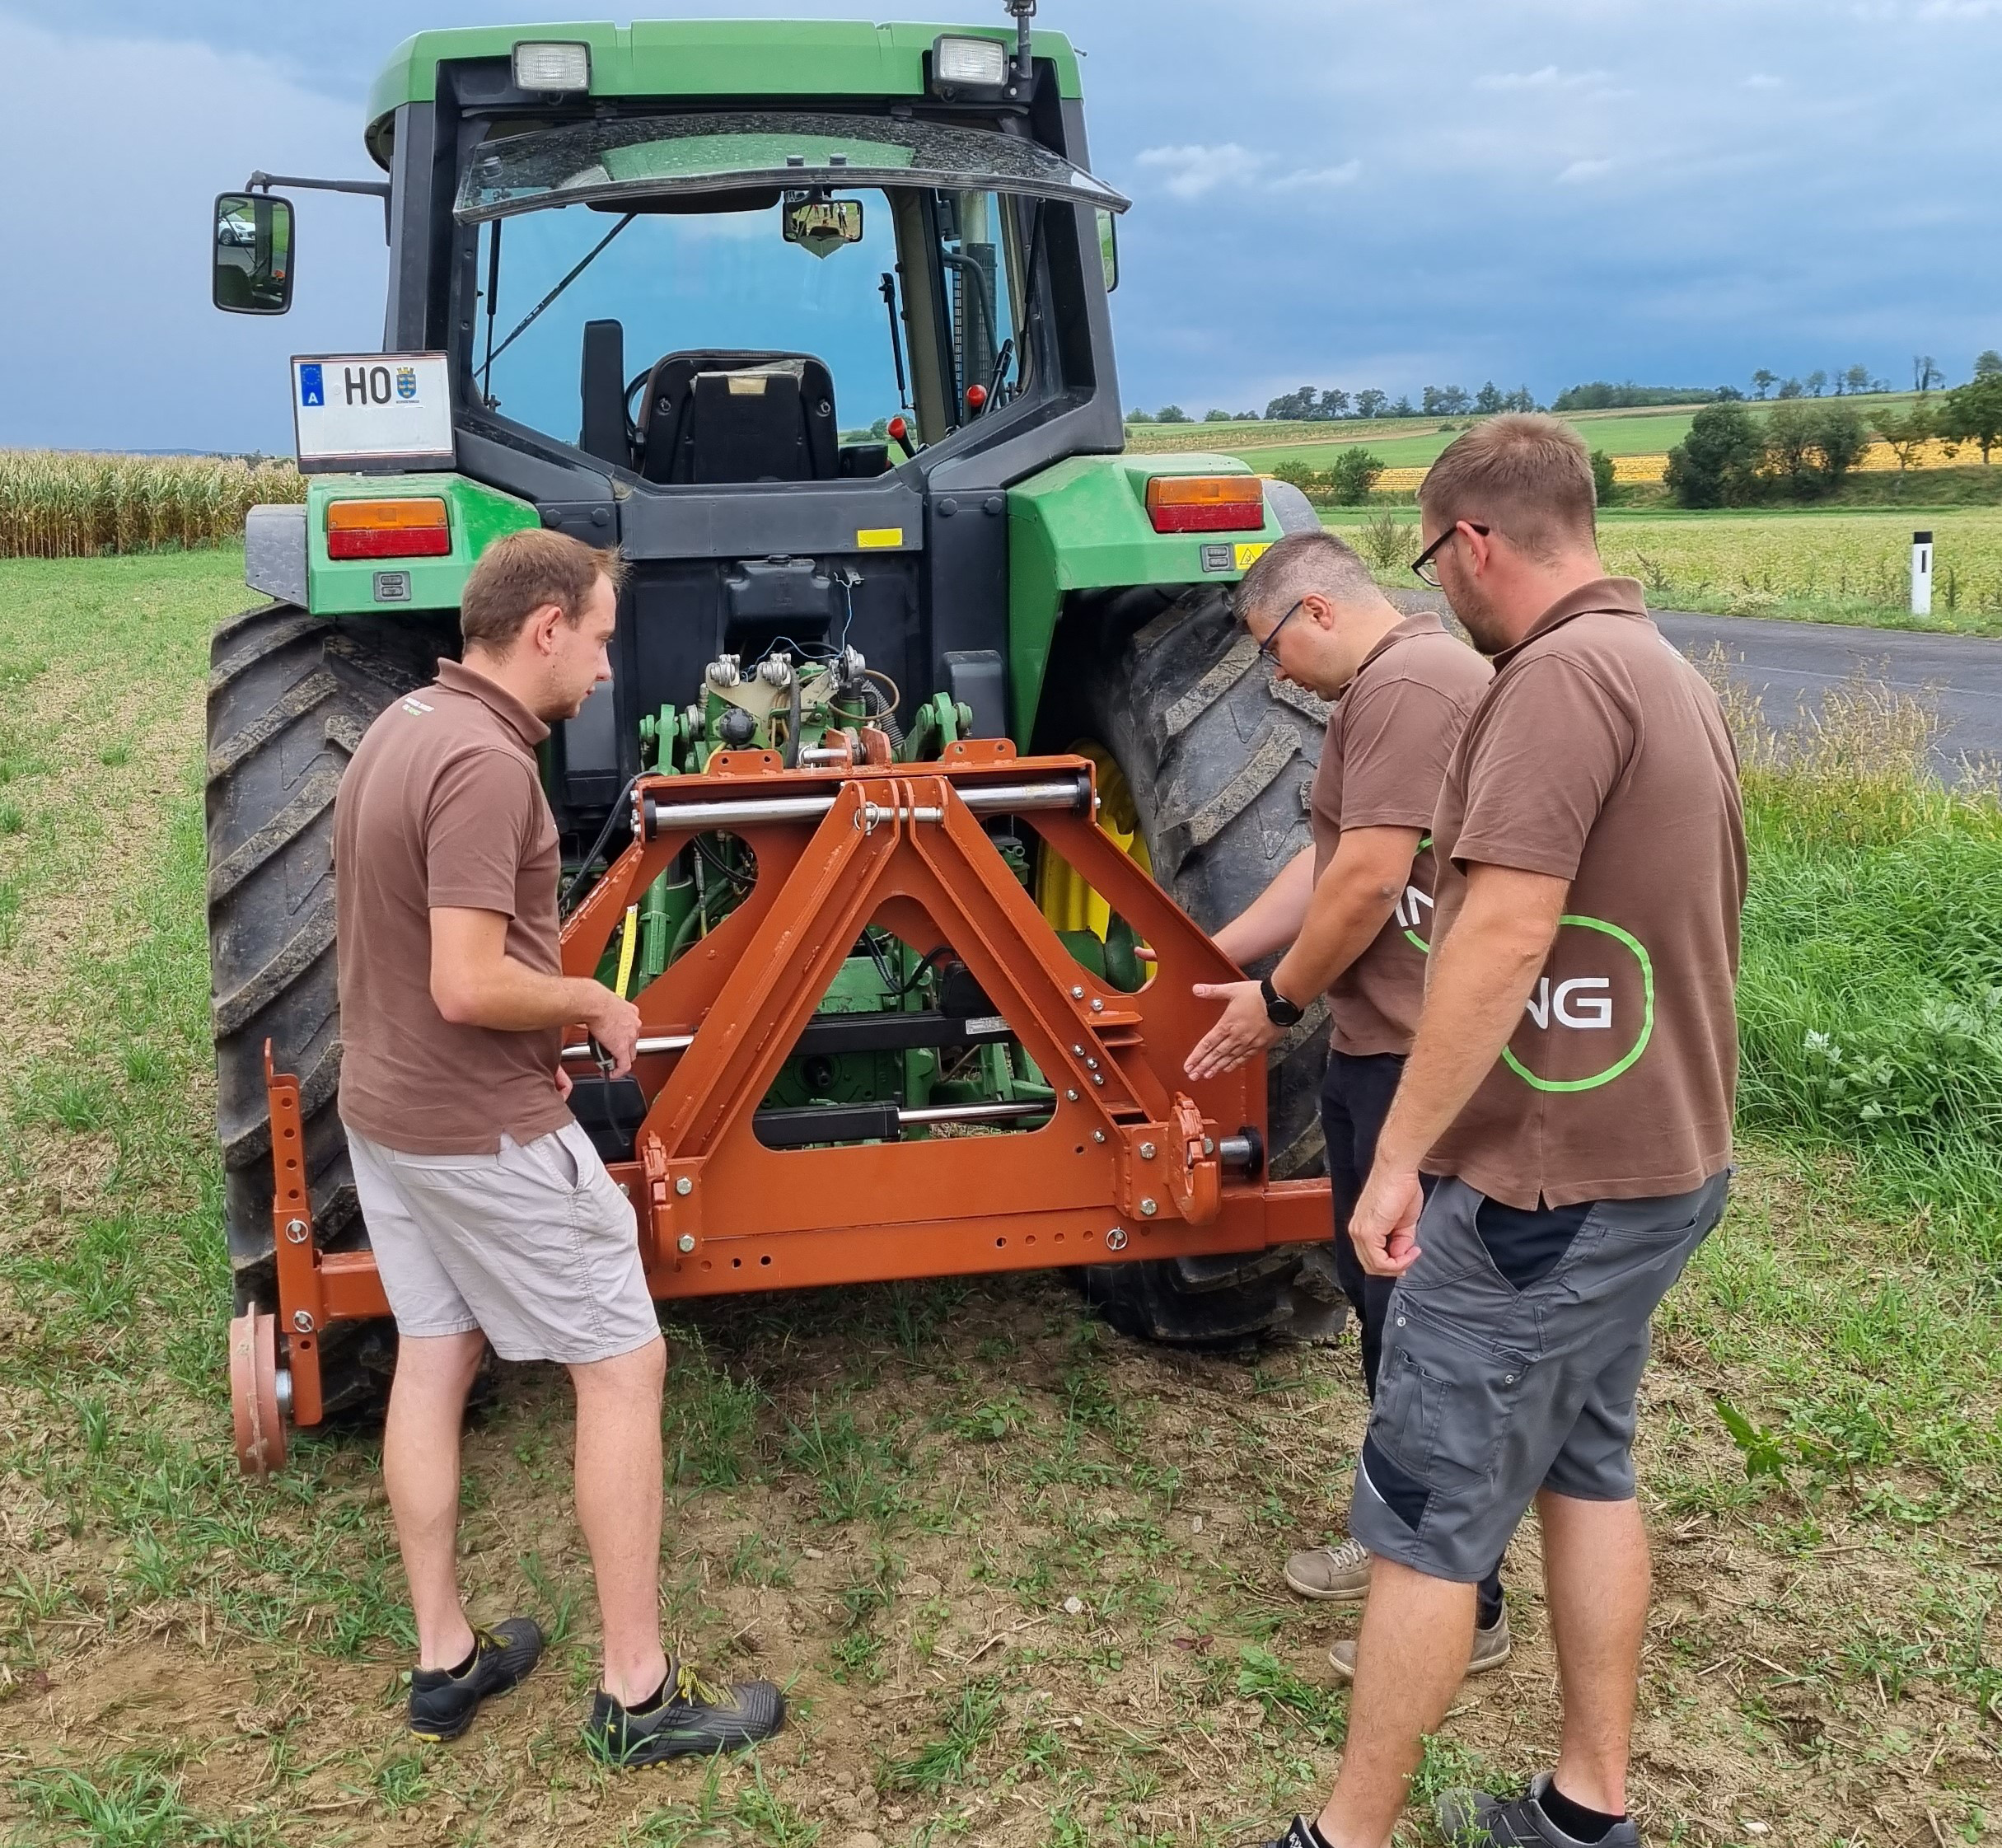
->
[[203, 0, 1344, 1477]]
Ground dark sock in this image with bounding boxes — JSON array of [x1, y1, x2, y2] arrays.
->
[[1539, 1781, 1625, 1844], [1287, 1818, 1332, 1848], [443, 1640, 479, 1679]]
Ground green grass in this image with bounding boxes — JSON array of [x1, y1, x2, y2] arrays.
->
[[1323, 503, 2002, 634], [2, 550, 2000, 1846]]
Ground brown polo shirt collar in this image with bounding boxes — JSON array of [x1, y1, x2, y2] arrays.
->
[[1339, 608, 1447, 699], [435, 658, 551, 751], [1494, 576, 1649, 671]]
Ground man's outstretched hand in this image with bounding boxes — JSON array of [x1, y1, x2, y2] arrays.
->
[[1349, 1161, 1424, 1276], [1185, 980, 1285, 1081]]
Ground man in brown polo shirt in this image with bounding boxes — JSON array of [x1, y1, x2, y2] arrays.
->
[[1241, 419, 1744, 1848], [334, 528, 783, 1763], [1185, 529, 1495, 1661]]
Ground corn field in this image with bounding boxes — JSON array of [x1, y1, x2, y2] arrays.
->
[[0, 451, 305, 560]]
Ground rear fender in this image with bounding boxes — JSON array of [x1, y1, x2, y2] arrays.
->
[[246, 472, 540, 616], [1006, 456, 1315, 742]]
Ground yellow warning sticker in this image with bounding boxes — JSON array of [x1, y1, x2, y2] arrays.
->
[[1235, 541, 1271, 570], [856, 527, 905, 550]]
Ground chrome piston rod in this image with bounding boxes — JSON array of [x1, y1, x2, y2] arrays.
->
[[642, 774, 1091, 838]]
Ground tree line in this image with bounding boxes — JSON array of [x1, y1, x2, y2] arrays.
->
[[1666, 355, 2002, 507], [1130, 355, 2001, 428]]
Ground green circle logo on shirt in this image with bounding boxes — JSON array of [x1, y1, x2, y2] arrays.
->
[[1501, 915, 1655, 1093], [1399, 835, 1434, 953]]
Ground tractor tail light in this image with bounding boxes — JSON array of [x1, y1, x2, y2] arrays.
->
[[1145, 475, 1266, 534], [325, 498, 451, 560]]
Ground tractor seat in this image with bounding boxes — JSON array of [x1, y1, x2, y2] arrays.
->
[[634, 349, 839, 484]]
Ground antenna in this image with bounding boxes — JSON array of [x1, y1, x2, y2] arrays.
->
[[1005, 0, 1036, 94]]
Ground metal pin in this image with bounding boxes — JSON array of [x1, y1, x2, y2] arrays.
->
[[1106, 1226, 1129, 1251], [283, 1218, 308, 1244], [291, 1310, 314, 1332]]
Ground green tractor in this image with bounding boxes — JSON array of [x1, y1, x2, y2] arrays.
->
[[208, 8, 1336, 1414]]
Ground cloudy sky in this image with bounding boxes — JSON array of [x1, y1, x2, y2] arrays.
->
[[2, 0, 1999, 451]]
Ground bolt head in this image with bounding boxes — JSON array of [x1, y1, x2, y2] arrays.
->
[[1090, 998, 1104, 1013], [677, 1233, 696, 1254], [1139, 1198, 1158, 1216], [1070, 985, 1085, 999], [1091, 1074, 1104, 1087], [675, 1176, 694, 1196], [1139, 1141, 1157, 1160], [1092, 1130, 1107, 1144], [1065, 1088, 1080, 1102]]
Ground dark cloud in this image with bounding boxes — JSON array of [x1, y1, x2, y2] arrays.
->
[[2, 0, 1999, 447]]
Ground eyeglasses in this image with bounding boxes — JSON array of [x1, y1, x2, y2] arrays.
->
[[1256, 598, 1305, 661], [1411, 522, 1490, 589]]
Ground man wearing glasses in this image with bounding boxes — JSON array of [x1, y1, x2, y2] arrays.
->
[[1244, 417, 1744, 1848], [1185, 527, 1492, 1655]]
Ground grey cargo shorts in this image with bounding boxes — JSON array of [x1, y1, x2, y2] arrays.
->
[[345, 1120, 661, 1366], [1349, 1169, 1730, 1584]]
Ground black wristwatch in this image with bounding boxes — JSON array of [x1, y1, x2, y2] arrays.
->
[[1261, 975, 1306, 1028]]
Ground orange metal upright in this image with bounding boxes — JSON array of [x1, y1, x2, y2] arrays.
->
[[234, 742, 1328, 1472]]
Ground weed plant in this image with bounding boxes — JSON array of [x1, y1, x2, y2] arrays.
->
[[1700, 653, 2002, 1250]]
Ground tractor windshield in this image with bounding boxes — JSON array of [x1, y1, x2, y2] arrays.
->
[[456, 113, 1125, 477], [470, 184, 1038, 472]]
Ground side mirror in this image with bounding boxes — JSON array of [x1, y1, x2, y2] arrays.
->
[[213, 192, 294, 315], [1097, 208, 1119, 294]]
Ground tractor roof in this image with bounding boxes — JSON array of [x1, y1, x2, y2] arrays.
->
[[366, 21, 1085, 166]]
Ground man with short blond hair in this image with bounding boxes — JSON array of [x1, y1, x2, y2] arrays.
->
[[335, 526, 784, 1762], [1241, 416, 1744, 1848]]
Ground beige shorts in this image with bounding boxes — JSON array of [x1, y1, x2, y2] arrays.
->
[[344, 1120, 660, 1365]]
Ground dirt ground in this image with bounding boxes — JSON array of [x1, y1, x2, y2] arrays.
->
[[1, 554, 1998, 1846]]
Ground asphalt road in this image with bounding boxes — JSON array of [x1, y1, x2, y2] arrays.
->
[[1653, 609, 2002, 775], [1387, 587, 2002, 775]]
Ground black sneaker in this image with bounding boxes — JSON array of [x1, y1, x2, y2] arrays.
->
[[1438, 1773, 1641, 1847], [1234, 1819, 1327, 1848], [407, 1617, 545, 1742], [585, 1659, 786, 1766]]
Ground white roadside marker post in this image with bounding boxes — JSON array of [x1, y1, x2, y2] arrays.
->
[[1912, 530, 1934, 618]]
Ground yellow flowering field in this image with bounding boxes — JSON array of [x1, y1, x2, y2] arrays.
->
[[1607, 438, 1974, 485]]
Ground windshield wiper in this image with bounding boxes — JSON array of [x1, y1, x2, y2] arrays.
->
[[477, 211, 638, 401]]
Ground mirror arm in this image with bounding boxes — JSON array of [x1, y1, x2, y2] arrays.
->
[[246, 171, 395, 241]]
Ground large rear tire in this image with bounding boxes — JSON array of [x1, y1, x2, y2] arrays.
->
[[205, 604, 456, 1414], [1046, 582, 1347, 1348]]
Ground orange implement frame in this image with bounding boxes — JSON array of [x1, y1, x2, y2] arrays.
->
[[246, 743, 1328, 1462]]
